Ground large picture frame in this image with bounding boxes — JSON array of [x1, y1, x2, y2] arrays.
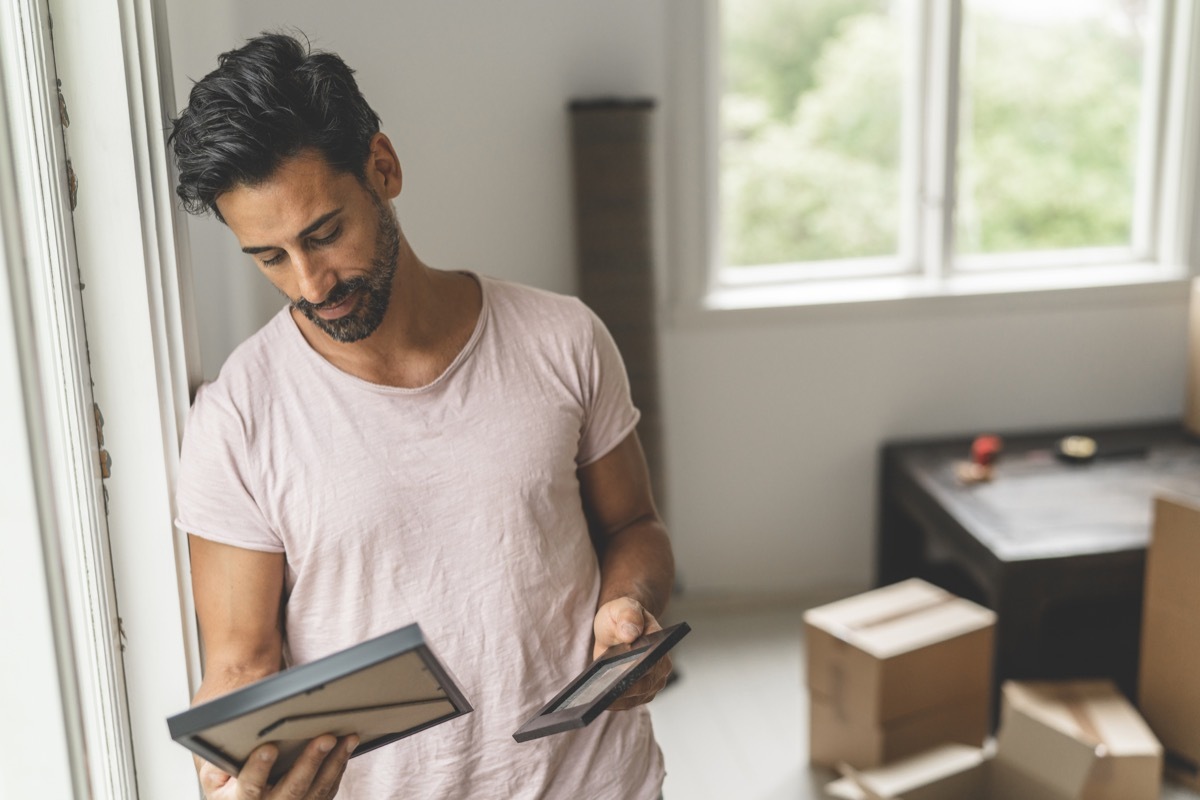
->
[[512, 621, 690, 742], [167, 623, 472, 781]]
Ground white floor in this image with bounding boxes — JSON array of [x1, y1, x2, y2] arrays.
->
[[648, 599, 1199, 800]]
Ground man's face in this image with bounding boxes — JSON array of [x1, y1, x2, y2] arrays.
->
[[215, 151, 401, 343]]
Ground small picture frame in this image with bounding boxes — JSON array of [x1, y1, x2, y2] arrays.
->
[[512, 621, 690, 743], [168, 623, 472, 781]]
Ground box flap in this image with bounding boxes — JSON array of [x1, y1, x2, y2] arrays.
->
[[804, 579, 995, 660], [825, 772, 884, 800], [859, 601, 995, 660], [804, 579, 951, 631], [1065, 683, 1161, 758], [1008, 681, 1160, 756], [996, 682, 1101, 796], [825, 743, 988, 800]]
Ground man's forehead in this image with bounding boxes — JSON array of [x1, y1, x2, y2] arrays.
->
[[217, 153, 356, 241]]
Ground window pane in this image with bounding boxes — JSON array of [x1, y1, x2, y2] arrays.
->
[[956, 0, 1149, 256], [720, 0, 903, 268]]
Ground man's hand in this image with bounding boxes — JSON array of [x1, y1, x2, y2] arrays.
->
[[592, 596, 671, 711], [198, 734, 358, 800]]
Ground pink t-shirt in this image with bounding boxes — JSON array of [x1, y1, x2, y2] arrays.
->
[[174, 274, 665, 799]]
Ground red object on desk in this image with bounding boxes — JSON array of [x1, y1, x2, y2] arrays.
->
[[971, 435, 1003, 466]]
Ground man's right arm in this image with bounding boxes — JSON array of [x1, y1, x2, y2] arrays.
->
[[188, 535, 355, 799], [189, 534, 286, 702]]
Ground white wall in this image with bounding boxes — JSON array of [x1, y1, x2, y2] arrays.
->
[[661, 291, 1186, 594], [164, 0, 1191, 598], [168, 0, 666, 370]]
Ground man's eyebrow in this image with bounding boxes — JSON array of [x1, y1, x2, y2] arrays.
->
[[241, 208, 344, 254]]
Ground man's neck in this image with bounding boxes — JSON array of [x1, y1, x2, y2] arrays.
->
[[291, 251, 482, 389]]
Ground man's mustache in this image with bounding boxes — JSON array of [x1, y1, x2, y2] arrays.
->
[[293, 276, 368, 313]]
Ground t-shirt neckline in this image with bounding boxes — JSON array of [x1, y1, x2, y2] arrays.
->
[[278, 271, 490, 395]]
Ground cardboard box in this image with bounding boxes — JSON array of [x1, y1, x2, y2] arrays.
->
[[825, 680, 1163, 800], [809, 690, 990, 769], [1139, 494, 1200, 788], [804, 579, 995, 768], [1184, 278, 1200, 436]]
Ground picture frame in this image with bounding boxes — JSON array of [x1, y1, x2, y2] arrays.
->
[[167, 623, 472, 781], [512, 621, 690, 743]]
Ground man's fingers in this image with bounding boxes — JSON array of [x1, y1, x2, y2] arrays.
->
[[594, 597, 664, 656], [638, 653, 672, 694], [589, 596, 675, 710], [270, 735, 337, 798], [612, 603, 645, 642], [198, 760, 235, 794], [609, 691, 659, 711], [609, 653, 672, 711], [232, 744, 277, 798], [308, 735, 359, 799], [609, 683, 662, 710], [599, 597, 646, 645]]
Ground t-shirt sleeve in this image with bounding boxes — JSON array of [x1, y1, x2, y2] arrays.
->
[[576, 306, 641, 467], [174, 383, 284, 553]]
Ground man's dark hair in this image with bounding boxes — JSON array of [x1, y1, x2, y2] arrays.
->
[[169, 32, 382, 220]]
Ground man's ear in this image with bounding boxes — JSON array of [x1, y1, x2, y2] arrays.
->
[[366, 132, 402, 200]]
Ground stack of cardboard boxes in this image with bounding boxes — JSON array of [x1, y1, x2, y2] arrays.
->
[[824, 680, 1163, 800], [804, 579, 994, 769], [805, 497, 1200, 800]]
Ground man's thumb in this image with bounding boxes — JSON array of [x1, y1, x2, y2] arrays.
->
[[613, 599, 645, 642]]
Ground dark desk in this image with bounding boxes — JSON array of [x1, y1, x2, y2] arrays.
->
[[878, 421, 1200, 703]]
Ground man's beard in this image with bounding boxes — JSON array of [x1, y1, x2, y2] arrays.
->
[[292, 195, 401, 343]]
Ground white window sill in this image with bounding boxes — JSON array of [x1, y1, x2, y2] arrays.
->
[[671, 262, 1193, 326]]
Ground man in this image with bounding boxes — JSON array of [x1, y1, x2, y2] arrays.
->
[[170, 32, 675, 800]]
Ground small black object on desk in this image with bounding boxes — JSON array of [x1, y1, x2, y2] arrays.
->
[[878, 420, 1200, 716]]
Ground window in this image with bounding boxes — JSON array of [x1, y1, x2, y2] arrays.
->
[[722, 0, 906, 269], [955, 0, 1152, 261], [698, 0, 1200, 309]]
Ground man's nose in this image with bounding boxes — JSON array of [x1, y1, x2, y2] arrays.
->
[[293, 251, 337, 306]]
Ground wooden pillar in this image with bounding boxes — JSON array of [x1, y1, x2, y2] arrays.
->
[[568, 98, 666, 517]]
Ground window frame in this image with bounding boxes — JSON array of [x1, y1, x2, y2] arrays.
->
[[48, 0, 206, 793], [0, 1, 143, 795], [668, 0, 1200, 318], [0, 0, 205, 796], [0, 32, 88, 798]]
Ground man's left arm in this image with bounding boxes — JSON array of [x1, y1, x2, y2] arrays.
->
[[579, 429, 676, 711]]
